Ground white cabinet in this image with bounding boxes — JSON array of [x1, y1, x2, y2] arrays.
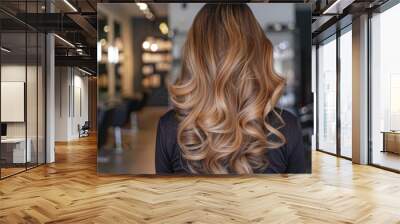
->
[[1, 138, 32, 163]]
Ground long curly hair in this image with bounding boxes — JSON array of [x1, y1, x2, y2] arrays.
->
[[168, 3, 286, 174]]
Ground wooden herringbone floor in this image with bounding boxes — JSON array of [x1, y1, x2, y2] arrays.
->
[[1, 135, 400, 223]]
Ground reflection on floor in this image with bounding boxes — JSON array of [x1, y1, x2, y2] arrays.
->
[[340, 146, 352, 159], [0, 167, 25, 178], [0, 162, 42, 179], [98, 107, 168, 174], [1, 132, 400, 222], [372, 150, 400, 171]]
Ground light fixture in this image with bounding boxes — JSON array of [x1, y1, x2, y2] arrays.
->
[[150, 43, 158, 52], [78, 67, 93, 76], [104, 25, 109, 33], [136, 3, 148, 11], [273, 24, 282, 32], [97, 42, 102, 62], [159, 22, 169, 35], [322, 0, 349, 15], [54, 34, 75, 48], [108, 46, 119, 64], [76, 48, 84, 55], [136, 3, 154, 20], [1, 47, 11, 53], [144, 12, 154, 20], [278, 41, 289, 50], [63, 0, 78, 12], [100, 38, 106, 46], [142, 41, 150, 49]]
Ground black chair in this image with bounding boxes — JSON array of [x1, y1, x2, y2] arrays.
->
[[124, 92, 149, 131], [78, 121, 90, 138], [111, 102, 130, 153], [98, 107, 115, 150]]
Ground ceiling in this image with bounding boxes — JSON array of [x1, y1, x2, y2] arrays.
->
[[0, 0, 393, 74], [0, 0, 98, 74], [97, 3, 168, 18]]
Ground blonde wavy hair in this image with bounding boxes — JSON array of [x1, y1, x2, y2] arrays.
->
[[169, 4, 286, 174]]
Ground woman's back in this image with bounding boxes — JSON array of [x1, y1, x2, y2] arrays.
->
[[156, 109, 306, 174], [156, 4, 306, 174]]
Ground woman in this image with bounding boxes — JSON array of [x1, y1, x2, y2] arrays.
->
[[155, 3, 306, 174]]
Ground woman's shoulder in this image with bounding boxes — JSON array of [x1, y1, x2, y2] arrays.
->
[[268, 108, 302, 147], [159, 109, 179, 129], [266, 108, 306, 173], [268, 108, 300, 130], [157, 109, 180, 156], [279, 108, 300, 128], [273, 108, 303, 149]]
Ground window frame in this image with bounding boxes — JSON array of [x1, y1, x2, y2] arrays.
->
[[315, 23, 353, 161]]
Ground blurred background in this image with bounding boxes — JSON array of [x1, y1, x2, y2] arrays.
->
[[97, 3, 312, 174]]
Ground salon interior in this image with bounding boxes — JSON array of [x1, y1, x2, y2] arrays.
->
[[1, 0, 400, 223], [96, 3, 314, 174], [96, 1, 400, 173]]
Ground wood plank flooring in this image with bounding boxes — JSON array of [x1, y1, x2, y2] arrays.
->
[[1, 135, 400, 223], [1, 167, 26, 178]]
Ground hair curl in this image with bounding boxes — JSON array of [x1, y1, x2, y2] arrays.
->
[[169, 4, 286, 174]]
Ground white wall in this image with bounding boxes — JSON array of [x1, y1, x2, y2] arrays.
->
[[71, 73, 89, 138], [1, 65, 26, 137], [1, 63, 46, 164], [1, 65, 35, 137], [55, 67, 68, 141], [54, 67, 89, 141]]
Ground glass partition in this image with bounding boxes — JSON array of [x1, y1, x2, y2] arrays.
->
[[1, 31, 28, 177], [317, 36, 337, 154], [339, 28, 352, 158], [370, 3, 400, 171], [0, 1, 46, 179]]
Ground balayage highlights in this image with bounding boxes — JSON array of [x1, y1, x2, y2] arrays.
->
[[169, 4, 286, 174]]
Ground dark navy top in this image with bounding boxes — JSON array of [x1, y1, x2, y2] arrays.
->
[[155, 109, 306, 174]]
